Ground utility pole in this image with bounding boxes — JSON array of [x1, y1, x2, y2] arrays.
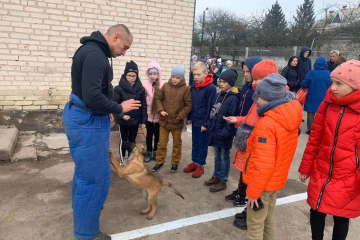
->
[[201, 7, 208, 54]]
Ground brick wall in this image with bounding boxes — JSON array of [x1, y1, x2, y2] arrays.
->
[[0, 0, 195, 111]]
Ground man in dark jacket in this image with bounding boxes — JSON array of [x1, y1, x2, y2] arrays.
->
[[63, 24, 141, 240], [327, 50, 339, 72]]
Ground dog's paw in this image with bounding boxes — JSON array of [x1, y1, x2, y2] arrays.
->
[[146, 215, 154, 220]]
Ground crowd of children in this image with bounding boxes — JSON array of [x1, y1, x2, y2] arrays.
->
[[112, 55, 360, 240]]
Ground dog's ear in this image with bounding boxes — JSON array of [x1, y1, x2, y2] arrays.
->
[[139, 147, 146, 155]]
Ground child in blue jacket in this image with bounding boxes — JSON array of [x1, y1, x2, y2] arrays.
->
[[184, 61, 217, 178], [206, 68, 240, 192]]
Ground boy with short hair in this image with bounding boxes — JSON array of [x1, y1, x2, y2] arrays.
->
[[205, 68, 240, 192], [152, 65, 192, 173], [242, 73, 302, 239], [184, 61, 216, 178]]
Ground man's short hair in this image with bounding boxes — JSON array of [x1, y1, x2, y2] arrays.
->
[[330, 50, 340, 55], [192, 61, 208, 73], [106, 24, 132, 40]]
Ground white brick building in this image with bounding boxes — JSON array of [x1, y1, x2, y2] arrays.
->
[[0, 0, 195, 111]]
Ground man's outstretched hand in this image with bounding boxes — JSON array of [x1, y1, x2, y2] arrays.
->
[[121, 99, 141, 113]]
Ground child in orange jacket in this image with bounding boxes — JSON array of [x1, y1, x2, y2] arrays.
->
[[241, 73, 302, 239]]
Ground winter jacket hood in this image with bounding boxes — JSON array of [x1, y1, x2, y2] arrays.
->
[[146, 61, 162, 83], [299, 47, 312, 59], [80, 31, 111, 58], [242, 57, 263, 74], [194, 73, 213, 89], [313, 57, 328, 70]]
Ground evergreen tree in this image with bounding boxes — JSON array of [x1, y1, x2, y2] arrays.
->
[[292, 0, 315, 46], [261, 1, 289, 47]]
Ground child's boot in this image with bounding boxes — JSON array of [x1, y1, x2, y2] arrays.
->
[[183, 162, 196, 173], [192, 165, 204, 178], [209, 181, 227, 192], [151, 151, 157, 161], [204, 176, 220, 186], [144, 151, 152, 163]]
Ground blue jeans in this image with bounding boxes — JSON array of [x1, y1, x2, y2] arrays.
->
[[191, 125, 208, 166], [213, 146, 230, 183], [63, 94, 111, 239]]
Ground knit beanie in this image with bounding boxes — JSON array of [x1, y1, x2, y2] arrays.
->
[[124, 60, 138, 76], [330, 60, 360, 90], [171, 65, 186, 80], [219, 68, 238, 87], [252, 60, 278, 80], [256, 73, 287, 102], [148, 68, 158, 74], [192, 55, 198, 61]]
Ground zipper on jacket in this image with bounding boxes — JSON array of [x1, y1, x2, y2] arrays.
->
[[244, 153, 251, 174], [355, 145, 359, 176], [315, 107, 345, 211]]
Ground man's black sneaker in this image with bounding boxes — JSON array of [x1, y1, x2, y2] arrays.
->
[[233, 218, 247, 230], [233, 197, 247, 207], [235, 208, 247, 220], [225, 190, 239, 201], [152, 163, 164, 172], [171, 164, 178, 173]]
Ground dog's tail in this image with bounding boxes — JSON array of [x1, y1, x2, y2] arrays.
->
[[162, 180, 184, 200]]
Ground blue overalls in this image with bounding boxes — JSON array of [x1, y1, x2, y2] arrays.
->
[[63, 93, 111, 239]]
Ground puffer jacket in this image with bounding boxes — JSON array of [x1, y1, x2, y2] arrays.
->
[[113, 75, 147, 126], [281, 65, 300, 92], [155, 78, 192, 130], [243, 100, 302, 199], [207, 88, 240, 149], [299, 89, 360, 219], [143, 62, 164, 123], [188, 73, 217, 127], [301, 57, 331, 113]]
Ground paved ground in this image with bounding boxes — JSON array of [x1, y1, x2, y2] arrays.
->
[[1, 116, 360, 240]]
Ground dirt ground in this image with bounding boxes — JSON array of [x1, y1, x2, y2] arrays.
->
[[1, 118, 360, 240]]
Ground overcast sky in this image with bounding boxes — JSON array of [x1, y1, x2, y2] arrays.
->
[[195, 0, 350, 21]]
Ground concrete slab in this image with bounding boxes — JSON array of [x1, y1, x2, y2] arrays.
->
[[10, 146, 37, 162], [0, 126, 19, 161], [41, 133, 69, 150]]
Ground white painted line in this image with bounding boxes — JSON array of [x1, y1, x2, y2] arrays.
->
[[111, 192, 307, 240]]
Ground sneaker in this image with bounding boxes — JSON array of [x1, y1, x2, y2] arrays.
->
[[209, 181, 227, 192], [144, 151, 152, 163], [192, 165, 204, 178], [151, 151, 157, 161], [235, 208, 247, 220], [225, 190, 239, 201], [233, 218, 247, 230], [204, 176, 221, 186], [152, 163, 164, 172], [171, 164, 178, 173], [183, 162, 196, 173], [233, 197, 247, 207]]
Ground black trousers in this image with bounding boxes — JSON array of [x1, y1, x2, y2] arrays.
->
[[146, 121, 160, 152], [310, 208, 349, 240], [237, 171, 247, 199], [120, 125, 139, 157]]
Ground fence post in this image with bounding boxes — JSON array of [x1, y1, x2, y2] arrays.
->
[[293, 46, 297, 56], [245, 47, 249, 59]]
